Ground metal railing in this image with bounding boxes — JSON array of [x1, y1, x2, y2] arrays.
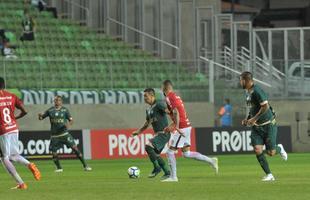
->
[[59, 0, 91, 26], [106, 17, 180, 60]]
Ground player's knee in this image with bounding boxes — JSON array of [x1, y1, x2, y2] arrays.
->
[[145, 144, 152, 153], [9, 155, 17, 162], [267, 150, 276, 156], [1, 155, 9, 161], [182, 151, 190, 158], [167, 148, 175, 155], [253, 147, 263, 155]]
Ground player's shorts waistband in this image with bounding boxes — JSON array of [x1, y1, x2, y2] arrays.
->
[[254, 118, 276, 127], [51, 132, 69, 138]]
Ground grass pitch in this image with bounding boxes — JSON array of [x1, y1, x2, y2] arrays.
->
[[0, 153, 309, 200]]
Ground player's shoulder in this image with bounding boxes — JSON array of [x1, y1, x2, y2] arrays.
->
[[253, 85, 266, 95], [47, 106, 55, 112], [60, 106, 70, 112], [156, 100, 167, 108], [1, 90, 16, 97]]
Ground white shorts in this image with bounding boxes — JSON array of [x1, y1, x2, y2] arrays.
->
[[170, 127, 192, 149], [0, 131, 20, 158]]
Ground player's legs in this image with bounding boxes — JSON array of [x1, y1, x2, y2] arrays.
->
[[64, 133, 91, 171], [145, 142, 170, 178], [7, 132, 41, 180], [50, 137, 62, 171], [71, 145, 91, 171], [264, 124, 288, 160], [181, 146, 218, 174], [162, 146, 178, 182], [0, 133, 25, 187], [175, 127, 218, 173], [251, 127, 274, 181]]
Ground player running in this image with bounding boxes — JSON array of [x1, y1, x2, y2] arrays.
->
[[0, 77, 41, 190], [38, 95, 91, 172], [161, 80, 218, 182], [132, 88, 171, 180], [239, 71, 288, 181]]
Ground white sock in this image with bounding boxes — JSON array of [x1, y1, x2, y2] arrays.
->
[[183, 151, 214, 165], [2, 158, 24, 184], [166, 149, 177, 179], [10, 154, 30, 166]]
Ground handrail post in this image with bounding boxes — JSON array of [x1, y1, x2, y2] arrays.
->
[[209, 60, 214, 103]]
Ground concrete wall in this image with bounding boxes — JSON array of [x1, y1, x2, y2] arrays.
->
[[271, 100, 310, 152], [18, 102, 214, 131]]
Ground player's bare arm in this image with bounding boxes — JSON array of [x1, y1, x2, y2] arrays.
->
[[171, 108, 185, 136], [132, 120, 150, 136], [247, 102, 269, 126], [15, 104, 28, 120], [65, 118, 73, 129]]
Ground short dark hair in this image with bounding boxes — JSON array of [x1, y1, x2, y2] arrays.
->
[[55, 95, 63, 100], [163, 80, 173, 87], [144, 88, 155, 96], [240, 71, 253, 81], [225, 98, 230, 104], [0, 77, 5, 89]]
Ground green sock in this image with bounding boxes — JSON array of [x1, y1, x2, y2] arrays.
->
[[73, 148, 87, 168], [275, 145, 281, 154], [157, 157, 170, 175], [256, 153, 271, 174], [52, 153, 62, 169], [145, 145, 160, 170]]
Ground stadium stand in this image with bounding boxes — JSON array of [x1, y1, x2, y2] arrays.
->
[[0, 0, 208, 100]]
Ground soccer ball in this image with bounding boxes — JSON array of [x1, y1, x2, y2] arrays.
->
[[127, 166, 140, 178]]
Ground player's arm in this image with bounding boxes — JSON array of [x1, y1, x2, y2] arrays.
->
[[132, 120, 150, 137], [167, 108, 185, 136], [65, 110, 73, 128], [247, 102, 269, 126], [38, 110, 49, 120], [15, 103, 28, 120], [14, 96, 27, 119], [246, 89, 270, 126]]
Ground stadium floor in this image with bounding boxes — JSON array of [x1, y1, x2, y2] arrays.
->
[[0, 153, 309, 200]]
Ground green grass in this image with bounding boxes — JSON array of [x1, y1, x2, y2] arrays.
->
[[0, 153, 309, 200]]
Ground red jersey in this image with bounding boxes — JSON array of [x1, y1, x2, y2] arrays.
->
[[165, 91, 191, 128], [0, 90, 22, 135]]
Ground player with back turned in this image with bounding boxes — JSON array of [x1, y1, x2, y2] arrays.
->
[[0, 77, 41, 190]]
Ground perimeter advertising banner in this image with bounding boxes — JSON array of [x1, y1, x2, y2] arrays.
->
[[18, 130, 83, 159], [195, 126, 292, 155], [90, 128, 197, 159]]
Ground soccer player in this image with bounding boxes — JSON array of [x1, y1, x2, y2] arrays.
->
[[239, 71, 288, 181], [38, 95, 91, 172], [161, 80, 218, 182], [132, 88, 171, 180], [0, 77, 41, 190]]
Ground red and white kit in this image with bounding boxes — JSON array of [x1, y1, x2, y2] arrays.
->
[[165, 91, 192, 148], [0, 91, 22, 157]]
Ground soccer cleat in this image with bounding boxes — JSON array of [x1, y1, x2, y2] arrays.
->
[[161, 177, 178, 182], [11, 183, 28, 190], [261, 174, 275, 181], [148, 168, 161, 178], [84, 166, 92, 171], [278, 144, 288, 161], [160, 174, 171, 181], [211, 157, 219, 174], [28, 163, 41, 181], [55, 168, 63, 173]]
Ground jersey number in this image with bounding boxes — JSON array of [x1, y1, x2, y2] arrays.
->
[[3, 108, 12, 124]]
